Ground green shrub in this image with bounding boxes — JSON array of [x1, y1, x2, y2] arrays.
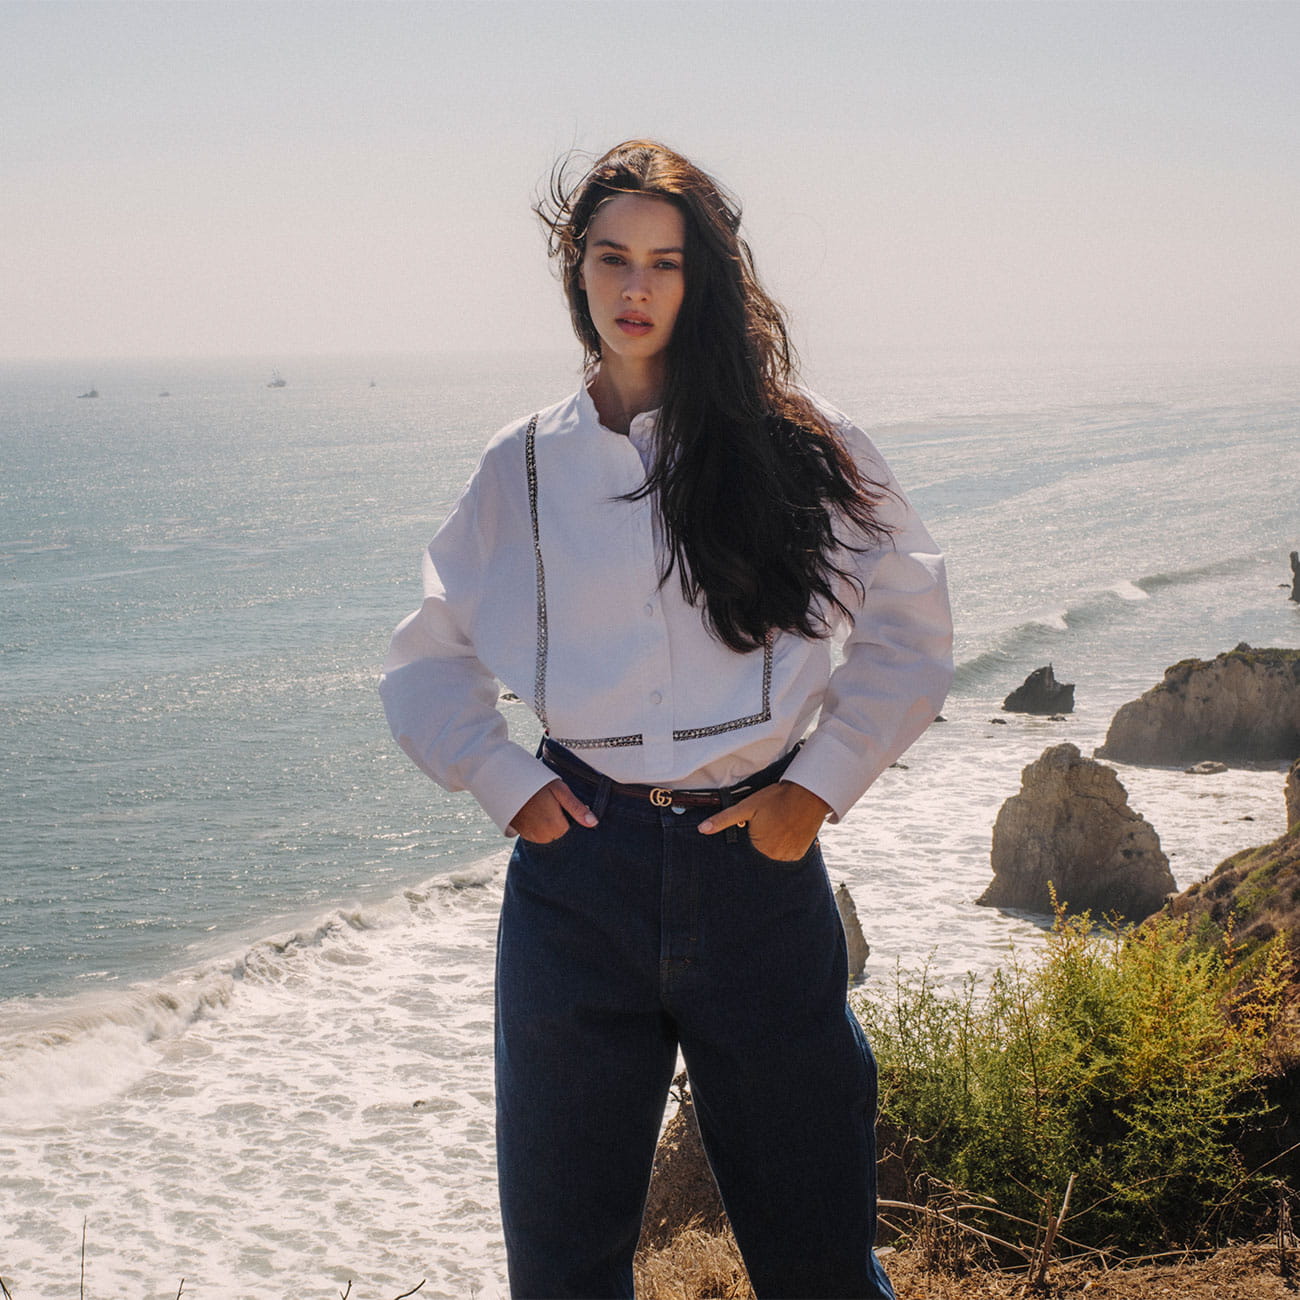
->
[[855, 909, 1293, 1254]]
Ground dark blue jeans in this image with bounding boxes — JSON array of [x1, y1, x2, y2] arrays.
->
[[495, 744, 895, 1299]]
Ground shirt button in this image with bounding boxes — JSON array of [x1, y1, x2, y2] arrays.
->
[[644, 602, 656, 617], [650, 691, 663, 705]]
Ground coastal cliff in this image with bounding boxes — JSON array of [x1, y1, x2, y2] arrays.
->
[[1097, 646, 1300, 766], [1166, 821, 1300, 960]]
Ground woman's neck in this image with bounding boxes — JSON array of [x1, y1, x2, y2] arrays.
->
[[587, 359, 665, 436]]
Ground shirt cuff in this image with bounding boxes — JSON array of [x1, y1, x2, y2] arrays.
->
[[468, 744, 558, 835], [782, 731, 888, 824]]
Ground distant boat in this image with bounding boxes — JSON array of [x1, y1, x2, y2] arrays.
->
[[368, 377, 377, 388], [267, 371, 287, 388], [77, 386, 98, 398], [158, 390, 171, 398]]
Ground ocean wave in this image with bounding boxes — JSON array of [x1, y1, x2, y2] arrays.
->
[[954, 614, 1078, 691], [0, 973, 239, 1124], [0, 856, 505, 1125], [953, 647, 1018, 689], [1136, 555, 1260, 593], [953, 601, 1125, 692], [0, 539, 74, 557], [953, 556, 1267, 693]]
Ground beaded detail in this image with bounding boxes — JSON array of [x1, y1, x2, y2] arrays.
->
[[526, 415, 772, 751], [524, 415, 549, 729]]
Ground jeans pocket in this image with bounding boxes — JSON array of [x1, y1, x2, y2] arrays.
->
[[742, 826, 821, 868], [517, 821, 580, 853]]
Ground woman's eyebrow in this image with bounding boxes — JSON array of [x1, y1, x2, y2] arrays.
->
[[591, 238, 685, 255]]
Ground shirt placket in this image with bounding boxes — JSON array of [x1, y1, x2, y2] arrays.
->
[[627, 481, 676, 777]]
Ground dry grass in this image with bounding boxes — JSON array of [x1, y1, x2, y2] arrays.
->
[[633, 1227, 1300, 1300], [634, 1222, 754, 1300]]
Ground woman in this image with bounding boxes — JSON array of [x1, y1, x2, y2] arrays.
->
[[381, 140, 952, 1299]]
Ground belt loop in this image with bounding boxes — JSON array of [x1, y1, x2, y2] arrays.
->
[[541, 736, 610, 820], [718, 789, 739, 844]]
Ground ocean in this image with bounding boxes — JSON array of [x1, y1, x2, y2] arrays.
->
[[2, 349, 1297, 1296]]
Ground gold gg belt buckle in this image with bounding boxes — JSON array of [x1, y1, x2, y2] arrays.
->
[[649, 787, 673, 808]]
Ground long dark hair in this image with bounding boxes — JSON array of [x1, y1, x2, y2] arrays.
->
[[537, 139, 893, 654]]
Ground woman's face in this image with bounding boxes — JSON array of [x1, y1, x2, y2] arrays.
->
[[578, 193, 686, 375]]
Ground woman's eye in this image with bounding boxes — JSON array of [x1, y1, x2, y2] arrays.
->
[[656, 261, 682, 272], [600, 255, 624, 266]]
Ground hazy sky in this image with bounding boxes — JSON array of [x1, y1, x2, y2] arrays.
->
[[3, 0, 1298, 361]]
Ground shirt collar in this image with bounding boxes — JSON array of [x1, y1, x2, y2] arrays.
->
[[579, 368, 661, 439]]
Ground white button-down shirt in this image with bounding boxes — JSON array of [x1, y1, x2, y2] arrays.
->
[[380, 383, 953, 833]]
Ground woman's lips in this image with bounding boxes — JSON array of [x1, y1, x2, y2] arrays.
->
[[616, 315, 653, 336]]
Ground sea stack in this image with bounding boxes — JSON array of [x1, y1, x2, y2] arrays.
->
[[978, 743, 1175, 921], [1003, 664, 1075, 714]]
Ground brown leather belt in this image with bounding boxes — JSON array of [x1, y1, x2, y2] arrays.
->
[[542, 742, 755, 809]]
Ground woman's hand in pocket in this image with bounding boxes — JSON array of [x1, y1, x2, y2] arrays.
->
[[507, 779, 598, 844], [697, 780, 830, 861]]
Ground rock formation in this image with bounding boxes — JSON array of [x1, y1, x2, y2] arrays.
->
[[1096, 645, 1300, 766], [640, 1076, 729, 1250], [1288, 758, 1300, 831], [1290, 550, 1300, 602], [835, 882, 870, 983], [978, 743, 1175, 921], [1003, 664, 1075, 714]]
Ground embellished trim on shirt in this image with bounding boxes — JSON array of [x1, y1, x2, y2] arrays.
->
[[525, 415, 551, 728], [669, 636, 773, 742], [525, 413, 773, 751]]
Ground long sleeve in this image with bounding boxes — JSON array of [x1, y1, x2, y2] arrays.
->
[[378, 438, 555, 834], [781, 420, 954, 820], [380, 390, 952, 830]]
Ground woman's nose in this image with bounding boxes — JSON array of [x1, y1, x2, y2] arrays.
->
[[622, 269, 649, 299]]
